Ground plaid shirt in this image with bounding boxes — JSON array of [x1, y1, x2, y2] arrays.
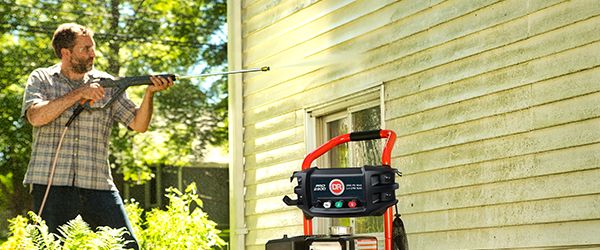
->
[[21, 63, 138, 191]]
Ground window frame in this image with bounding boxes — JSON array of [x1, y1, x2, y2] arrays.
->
[[303, 84, 385, 239]]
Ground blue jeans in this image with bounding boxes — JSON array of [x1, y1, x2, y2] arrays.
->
[[32, 185, 139, 250]]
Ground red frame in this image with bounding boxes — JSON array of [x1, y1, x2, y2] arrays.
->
[[301, 129, 397, 250]]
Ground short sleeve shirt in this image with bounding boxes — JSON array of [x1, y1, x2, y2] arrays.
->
[[21, 63, 139, 191]]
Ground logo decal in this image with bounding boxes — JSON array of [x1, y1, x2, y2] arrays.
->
[[329, 179, 345, 196]]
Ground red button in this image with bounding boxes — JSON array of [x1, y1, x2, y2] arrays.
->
[[348, 201, 357, 208]]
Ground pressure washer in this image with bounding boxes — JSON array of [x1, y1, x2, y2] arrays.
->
[[268, 130, 408, 250]]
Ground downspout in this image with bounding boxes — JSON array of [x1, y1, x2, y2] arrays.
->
[[228, 0, 247, 249]]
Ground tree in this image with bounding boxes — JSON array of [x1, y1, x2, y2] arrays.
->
[[0, 0, 227, 216], [0, 17, 52, 217]]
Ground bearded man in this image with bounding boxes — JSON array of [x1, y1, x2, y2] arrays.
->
[[21, 23, 173, 249]]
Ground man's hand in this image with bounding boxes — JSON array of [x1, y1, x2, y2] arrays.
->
[[26, 81, 106, 127], [147, 75, 174, 93], [76, 81, 106, 102]]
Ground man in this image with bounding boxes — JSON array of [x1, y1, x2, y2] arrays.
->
[[21, 23, 173, 249]]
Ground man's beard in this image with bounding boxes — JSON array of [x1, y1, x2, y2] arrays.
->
[[71, 56, 94, 74]]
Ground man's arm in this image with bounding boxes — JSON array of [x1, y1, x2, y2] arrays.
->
[[27, 83, 106, 127], [127, 75, 173, 133]]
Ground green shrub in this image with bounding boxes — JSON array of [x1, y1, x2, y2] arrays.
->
[[128, 182, 225, 249], [0, 183, 225, 250], [0, 212, 128, 250]]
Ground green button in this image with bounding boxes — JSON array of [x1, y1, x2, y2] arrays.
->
[[335, 201, 343, 208]]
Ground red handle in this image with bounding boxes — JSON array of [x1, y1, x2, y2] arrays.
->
[[302, 129, 397, 249], [301, 129, 396, 170], [80, 99, 94, 105]]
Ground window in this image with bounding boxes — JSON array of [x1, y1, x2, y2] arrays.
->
[[305, 86, 385, 237]]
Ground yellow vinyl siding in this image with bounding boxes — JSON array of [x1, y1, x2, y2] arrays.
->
[[229, 0, 600, 248]]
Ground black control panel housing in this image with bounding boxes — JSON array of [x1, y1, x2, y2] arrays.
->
[[284, 165, 398, 218]]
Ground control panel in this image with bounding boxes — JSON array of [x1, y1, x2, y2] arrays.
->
[[283, 165, 398, 219]]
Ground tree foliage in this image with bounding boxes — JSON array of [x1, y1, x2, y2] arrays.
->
[[0, 0, 227, 216]]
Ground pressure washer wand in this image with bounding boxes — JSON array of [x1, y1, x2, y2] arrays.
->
[[176, 66, 270, 80], [79, 66, 270, 112]]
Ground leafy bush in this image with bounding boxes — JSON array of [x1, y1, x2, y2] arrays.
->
[[0, 183, 225, 249], [0, 214, 28, 250], [0, 212, 128, 250], [127, 183, 225, 249]]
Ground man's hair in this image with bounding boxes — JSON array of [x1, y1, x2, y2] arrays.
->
[[51, 23, 94, 59]]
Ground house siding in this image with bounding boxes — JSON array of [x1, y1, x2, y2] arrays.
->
[[229, 0, 600, 249]]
